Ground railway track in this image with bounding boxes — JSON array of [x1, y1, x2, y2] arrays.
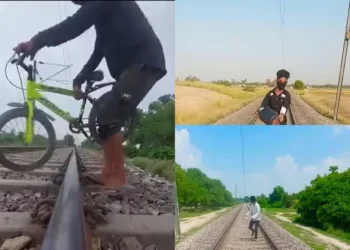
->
[[0, 147, 175, 250], [211, 204, 310, 250], [248, 106, 296, 125], [176, 204, 311, 250]]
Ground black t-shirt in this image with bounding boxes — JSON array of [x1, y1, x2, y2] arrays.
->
[[261, 87, 291, 114], [31, 1, 166, 80]]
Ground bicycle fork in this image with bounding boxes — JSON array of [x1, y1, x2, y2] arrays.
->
[[24, 100, 35, 144]]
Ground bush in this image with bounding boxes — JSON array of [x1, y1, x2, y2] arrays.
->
[[243, 86, 255, 92], [148, 146, 175, 160], [293, 80, 305, 90]]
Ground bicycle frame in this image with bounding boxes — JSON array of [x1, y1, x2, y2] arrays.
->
[[9, 55, 113, 144], [24, 79, 76, 144]]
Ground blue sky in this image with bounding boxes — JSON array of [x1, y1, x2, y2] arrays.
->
[[175, 125, 350, 197], [176, 0, 350, 85]]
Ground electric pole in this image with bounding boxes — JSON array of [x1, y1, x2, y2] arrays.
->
[[334, 1, 350, 121], [235, 185, 238, 200]]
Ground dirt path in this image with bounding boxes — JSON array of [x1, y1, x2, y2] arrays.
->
[[274, 213, 350, 250], [180, 208, 229, 234]]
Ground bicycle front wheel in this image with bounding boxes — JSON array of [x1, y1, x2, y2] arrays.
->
[[0, 108, 56, 172]]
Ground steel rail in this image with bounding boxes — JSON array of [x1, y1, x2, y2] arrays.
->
[[0, 146, 67, 153], [211, 204, 244, 250], [41, 147, 87, 250]]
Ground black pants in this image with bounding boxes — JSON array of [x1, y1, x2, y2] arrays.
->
[[97, 64, 165, 140], [248, 220, 259, 239]]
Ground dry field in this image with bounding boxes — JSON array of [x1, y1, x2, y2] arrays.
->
[[175, 81, 266, 124], [297, 88, 350, 124]]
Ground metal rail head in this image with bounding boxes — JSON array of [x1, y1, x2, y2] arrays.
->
[[41, 148, 87, 250], [211, 204, 244, 250], [259, 221, 279, 250]]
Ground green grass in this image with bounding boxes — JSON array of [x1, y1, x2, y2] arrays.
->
[[125, 157, 175, 181], [266, 214, 333, 250], [263, 207, 350, 249], [263, 207, 296, 213], [179, 206, 230, 219]]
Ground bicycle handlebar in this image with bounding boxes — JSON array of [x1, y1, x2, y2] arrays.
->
[[11, 53, 30, 73]]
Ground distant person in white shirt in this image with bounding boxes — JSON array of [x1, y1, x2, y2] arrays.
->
[[248, 196, 261, 240]]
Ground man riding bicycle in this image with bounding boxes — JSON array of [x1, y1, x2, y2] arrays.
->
[[260, 69, 291, 125], [14, 1, 167, 194]]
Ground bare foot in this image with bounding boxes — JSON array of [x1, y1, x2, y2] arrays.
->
[[100, 172, 136, 196]]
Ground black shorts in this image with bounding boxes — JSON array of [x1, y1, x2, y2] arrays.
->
[[97, 64, 166, 140]]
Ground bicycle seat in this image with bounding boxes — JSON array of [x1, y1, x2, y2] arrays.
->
[[85, 70, 104, 82]]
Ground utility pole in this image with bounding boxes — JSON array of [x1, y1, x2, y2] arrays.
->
[[235, 185, 238, 200], [174, 182, 181, 240], [334, 1, 350, 121]]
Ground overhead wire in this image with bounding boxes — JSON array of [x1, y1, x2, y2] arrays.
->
[[239, 125, 246, 198], [57, 1, 69, 85], [63, 1, 72, 81], [279, 0, 286, 68]]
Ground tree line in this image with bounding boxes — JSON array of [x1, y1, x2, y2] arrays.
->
[[0, 130, 75, 147], [256, 166, 350, 233], [181, 75, 350, 89], [175, 165, 235, 210]]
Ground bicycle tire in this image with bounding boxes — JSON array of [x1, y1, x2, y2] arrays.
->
[[0, 108, 56, 172], [88, 92, 137, 145]]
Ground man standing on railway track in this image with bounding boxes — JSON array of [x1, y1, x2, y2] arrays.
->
[[13, 1, 167, 194], [260, 69, 291, 125], [248, 196, 261, 241]]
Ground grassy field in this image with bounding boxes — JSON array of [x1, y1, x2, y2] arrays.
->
[[175, 81, 267, 124], [179, 206, 231, 219], [263, 208, 350, 250], [294, 88, 350, 124]]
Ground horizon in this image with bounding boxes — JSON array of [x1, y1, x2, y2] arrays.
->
[[176, 0, 350, 86]]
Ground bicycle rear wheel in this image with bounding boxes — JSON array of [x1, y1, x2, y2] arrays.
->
[[88, 92, 137, 145], [0, 108, 56, 172]]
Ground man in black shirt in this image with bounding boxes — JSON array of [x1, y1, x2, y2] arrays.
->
[[13, 1, 167, 194], [261, 69, 291, 125]]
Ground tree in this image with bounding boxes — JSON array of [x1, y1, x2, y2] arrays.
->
[[176, 165, 235, 210], [185, 75, 200, 82], [257, 194, 269, 207], [296, 166, 350, 231], [293, 80, 305, 90], [268, 185, 288, 207]]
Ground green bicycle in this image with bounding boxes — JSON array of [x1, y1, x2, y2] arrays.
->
[[0, 53, 137, 172]]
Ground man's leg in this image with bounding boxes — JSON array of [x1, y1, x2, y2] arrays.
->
[[254, 221, 260, 239], [248, 219, 254, 235], [97, 64, 165, 191]]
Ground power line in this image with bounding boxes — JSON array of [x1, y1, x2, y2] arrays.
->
[[239, 125, 246, 198], [279, 0, 286, 68], [57, 1, 70, 85]]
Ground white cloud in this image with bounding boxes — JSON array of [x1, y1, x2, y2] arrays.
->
[[332, 125, 350, 135], [0, 2, 174, 144], [175, 128, 350, 198]]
